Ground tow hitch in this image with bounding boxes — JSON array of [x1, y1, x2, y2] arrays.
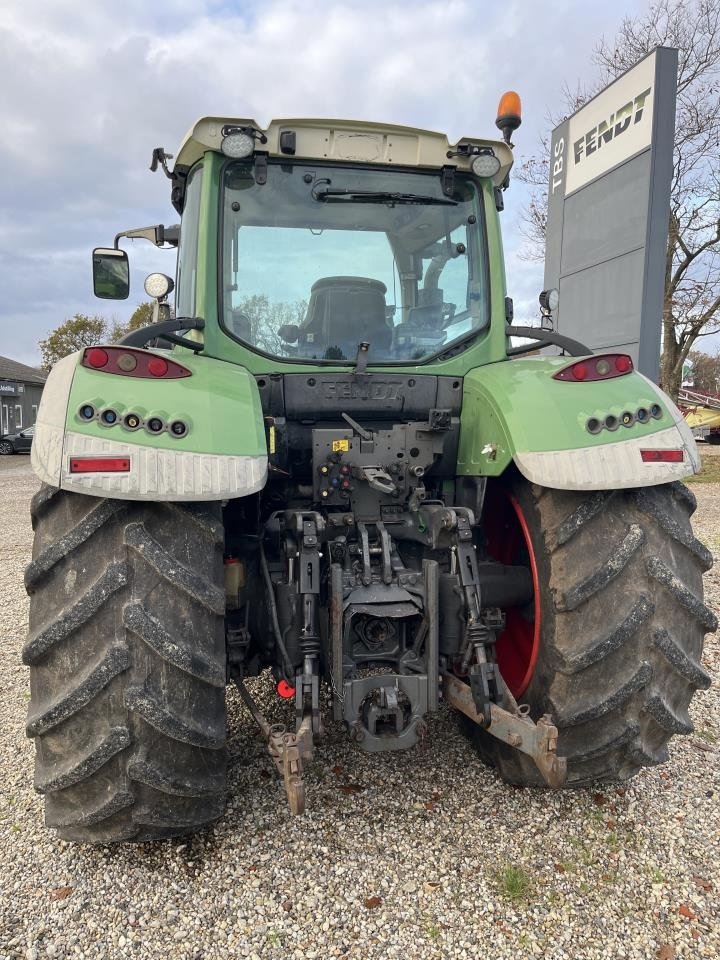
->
[[442, 673, 567, 788], [234, 677, 314, 814]]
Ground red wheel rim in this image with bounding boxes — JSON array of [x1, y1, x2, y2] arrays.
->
[[483, 489, 541, 698]]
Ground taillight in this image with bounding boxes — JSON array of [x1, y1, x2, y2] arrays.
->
[[147, 356, 169, 377], [640, 450, 684, 463], [81, 346, 190, 379], [86, 347, 109, 368], [553, 354, 634, 382]]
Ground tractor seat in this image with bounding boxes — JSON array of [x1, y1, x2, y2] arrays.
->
[[300, 277, 391, 353]]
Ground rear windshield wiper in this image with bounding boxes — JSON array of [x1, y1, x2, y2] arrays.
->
[[313, 188, 457, 207]]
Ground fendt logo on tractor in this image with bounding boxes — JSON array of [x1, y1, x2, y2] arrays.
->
[[322, 379, 401, 401], [23, 83, 715, 843]]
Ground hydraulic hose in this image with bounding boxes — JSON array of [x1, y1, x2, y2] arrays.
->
[[259, 539, 295, 681]]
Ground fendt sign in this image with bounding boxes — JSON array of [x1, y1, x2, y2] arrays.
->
[[544, 48, 677, 381]]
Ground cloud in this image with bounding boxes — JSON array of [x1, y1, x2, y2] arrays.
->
[[0, 0, 647, 364]]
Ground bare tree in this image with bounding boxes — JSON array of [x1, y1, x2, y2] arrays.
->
[[518, 0, 720, 400]]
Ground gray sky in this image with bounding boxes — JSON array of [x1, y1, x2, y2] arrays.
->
[[0, 0, 650, 366]]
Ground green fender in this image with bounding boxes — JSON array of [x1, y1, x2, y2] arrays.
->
[[457, 356, 699, 490], [32, 349, 268, 501]]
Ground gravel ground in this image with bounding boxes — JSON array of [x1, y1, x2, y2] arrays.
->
[[1, 455, 718, 960]]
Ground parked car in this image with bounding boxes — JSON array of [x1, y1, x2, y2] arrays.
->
[[0, 425, 34, 454]]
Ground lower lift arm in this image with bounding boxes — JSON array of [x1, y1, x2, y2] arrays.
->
[[442, 673, 567, 788]]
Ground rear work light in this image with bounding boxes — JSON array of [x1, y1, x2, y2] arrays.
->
[[640, 449, 684, 463], [81, 346, 191, 379], [69, 457, 131, 473], [553, 354, 634, 382]]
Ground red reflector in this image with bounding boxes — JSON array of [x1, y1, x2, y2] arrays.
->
[[276, 680, 296, 699], [615, 355, 633, 373], [69, 457, 131, 473], [640, 449, 684, 463], [572, 362, 588, 381], [148, 356, 169, 377], [86, 347, 109, 368]]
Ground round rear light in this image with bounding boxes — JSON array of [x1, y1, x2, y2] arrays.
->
[[276, 680, 296, 699], [615, 355, 633, 373], [572, 362, 588, 381], [147, 356, 168, 377], [86, 348, 108, 368], [79, 404, 96, 421], [117, 352, 137, 372], [595, 359, 611, 376], [170, 420, 187, 438], [147, 417, 165, 433], [100, 409, 118, 425]]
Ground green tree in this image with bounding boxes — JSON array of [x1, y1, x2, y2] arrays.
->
[[38, 314, 110, 371], [687, 350, 720, 395], [518, 0, 720, 401], [126, 301, 154, 331], [109, 301, 155, 341]]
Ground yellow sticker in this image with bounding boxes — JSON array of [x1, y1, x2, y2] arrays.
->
[[332, 439, 350, 452], [268, 425, 276, 454]]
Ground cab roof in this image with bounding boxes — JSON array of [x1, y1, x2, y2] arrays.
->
[[174, 117, 513, 185]]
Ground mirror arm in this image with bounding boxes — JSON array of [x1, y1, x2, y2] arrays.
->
[[118, 317, 205, 352], [506, 325, 591, 358], [114, 224, 179, 249]]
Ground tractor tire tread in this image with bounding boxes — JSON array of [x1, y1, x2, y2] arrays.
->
[[466, 476, 715, 787], [25, 484, 227, 843]]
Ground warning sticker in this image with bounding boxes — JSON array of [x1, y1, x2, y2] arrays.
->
[[332, 439, 350, 453]]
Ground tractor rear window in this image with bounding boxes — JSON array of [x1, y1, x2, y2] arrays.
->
[[220, 161, 489, 364]]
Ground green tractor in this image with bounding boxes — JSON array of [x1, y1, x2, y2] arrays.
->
[[25, 98, 716, 843]]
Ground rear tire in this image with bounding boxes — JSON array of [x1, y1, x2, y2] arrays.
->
[[24, 486, 228, 843], [467, 475, 716, 786], [0, 440, 14, 455]]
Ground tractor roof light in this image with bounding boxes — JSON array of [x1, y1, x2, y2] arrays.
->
[[220, 124, 267, 159], [553, 354, 634, 382], [471, 151, 502, 178], [221, 130, 256, 159]]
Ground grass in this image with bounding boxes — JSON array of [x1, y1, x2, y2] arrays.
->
[[686, 448, 720, 484], [605, 832, 621, 851], [423, 921, 441, 941], [497, 865, 533, 902], [649, 865, 665, 884]]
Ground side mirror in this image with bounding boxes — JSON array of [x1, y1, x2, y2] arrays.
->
[[278, 323, 300, 344], [92, 248, 130, 300]]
